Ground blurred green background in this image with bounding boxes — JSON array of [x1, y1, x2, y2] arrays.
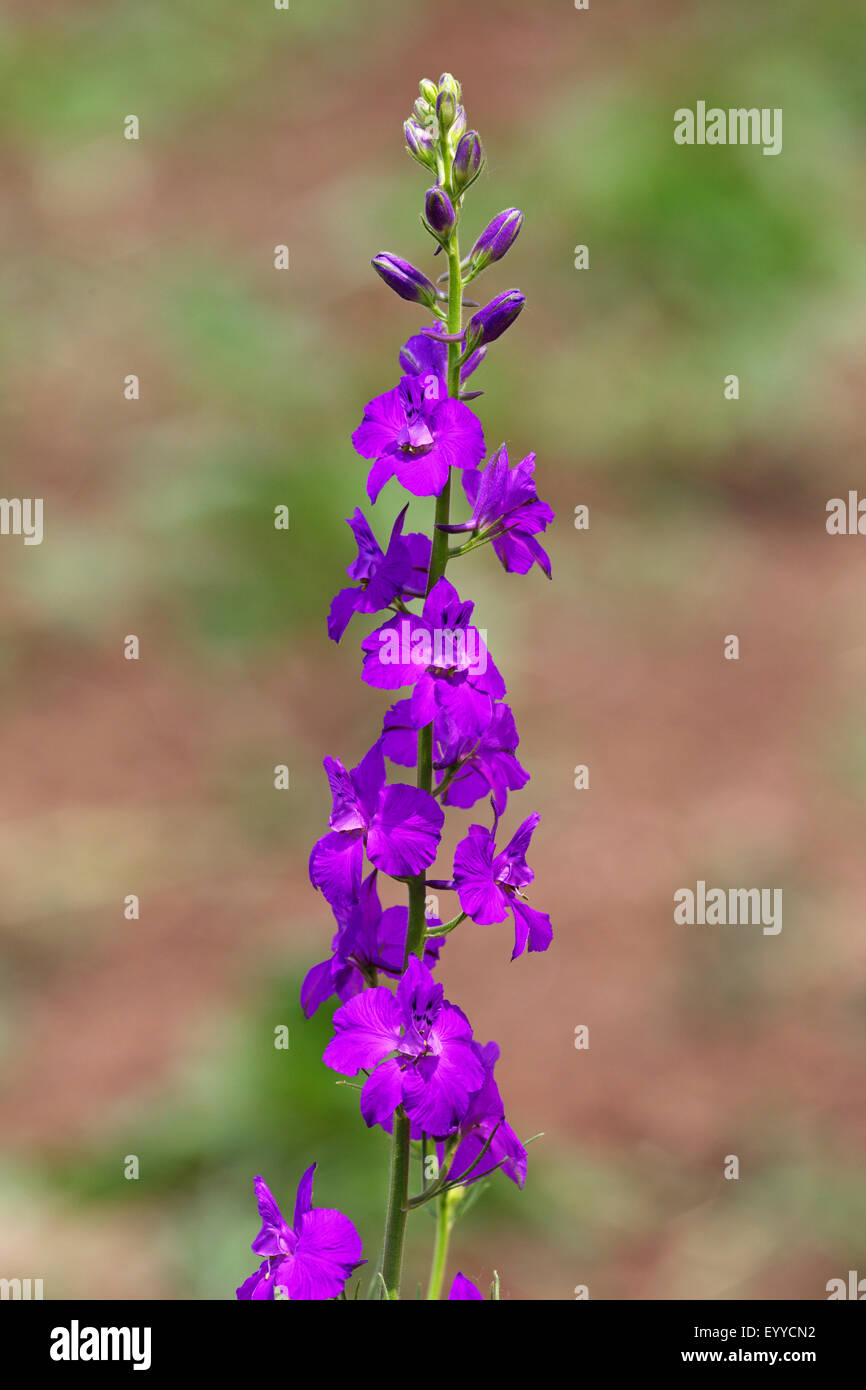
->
[[1, 0, 865, 1299]]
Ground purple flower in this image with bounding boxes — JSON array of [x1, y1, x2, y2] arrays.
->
[[236, 1167, 363, 1301], [327, 505, 431, 643], [372, 253, 439, 308], [448, 444, 554, 577], [309, 742, 444, 907], [323, 955, 486, 1137], [449, 1271, 483, 1300], [437, 703, 529, 812], [445, 1040, 527, 1188], [467, 208, 523, 274], [301, 870, 444, 1017], [352, 374, 485, 503], [399, 325, 485, 385], [361, 576, 505, 738], [465, 289, 525, 352], [382, 698, 528, 815], [452, 812, 552, 959]]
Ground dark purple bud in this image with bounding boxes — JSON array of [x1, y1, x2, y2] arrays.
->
[[372, 253, 439, 308], [452, 130, 484, 194], [468, 208, 524, 273], [404, 119, 437, 171], [436, 88, 457, 132], [425, 186, 456, 241], [465, 290, 525, 350]]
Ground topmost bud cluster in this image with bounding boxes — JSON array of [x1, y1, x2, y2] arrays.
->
[[404, 73, 483, 200], [379, 73, 523, 336]]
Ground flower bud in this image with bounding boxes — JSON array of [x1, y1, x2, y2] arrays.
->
[[452, 131, 484, 194], [419, 78, 439, 105], [448, 105, 467, 147], [436, 88, 457, 132], [413, 97, 430, 123], [425, 186, 456, 242], [372, 253, 439, 308], [438, 72, 462, 103], [404, 119, 437, 171], [468, 208, 524, 273], [465, 290, 525, 350]]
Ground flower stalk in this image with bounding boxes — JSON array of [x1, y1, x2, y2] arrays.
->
[[238, 71, 554, 1305]]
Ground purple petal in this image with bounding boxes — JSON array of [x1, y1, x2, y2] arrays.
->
[[327, 587, 362, 644], [360, 1057, 404, 1127], [345, 508, 383, 579], [322, 986, 403, 1075], [510, 898, 552, 959], [392, 445, 451, 499], [449, 1271, 484, 1300], [300, 958, 338, 1018], [349, 742, 386, 824], [454, 825, 509, 925], [396, 952, 444, 1022], [399, 330, 447, 378], [309, 830, 363, 907], [498, 812, 540, 888], [288, 1208, 364, 1300], [367, 454, 399, 504], [492, 529, 552, 577], [352, 387, 403, 460], [381, 699, 419, 767], [236, 1261, 273, 1300], [428, 397, 485, 472], [294, 1164, 316, 1228], [362, 615, 432, 690], [324, 756, 367, 832], [422, 575, 473, 630], [368, 783, 444, 877], [402, 1033, 485, 1137], [253, 1176, 283, 1229]]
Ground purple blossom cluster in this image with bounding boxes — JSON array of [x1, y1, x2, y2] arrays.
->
[[238, 71, 553, 1303]]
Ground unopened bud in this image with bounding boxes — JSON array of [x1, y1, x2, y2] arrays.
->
[[465, 290, 525, 350], [425, 186, 456, 242], [468, 208, 524, 274], [404, 119, 437, 171], [446, 107, 467, 151], [438, 72, 462, 103], [436, 88, 457, 132], [452, 130, 484, 194], [372, 253, 439, 309]]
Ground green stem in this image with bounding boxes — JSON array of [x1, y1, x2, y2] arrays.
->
[[380, 1107, 411, 1299], [403, 872, 429, 966], [426, 910, 465, 938], [426, 1190, 456, 1300], [426, 238, 463, 590]]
